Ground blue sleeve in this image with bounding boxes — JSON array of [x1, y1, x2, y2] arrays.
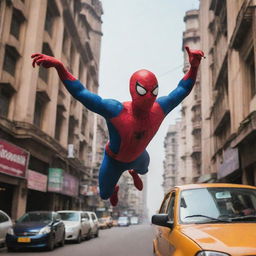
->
[[156, 78, 195, 115], [63, 79, 123, 119]]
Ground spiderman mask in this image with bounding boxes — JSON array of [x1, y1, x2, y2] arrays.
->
[[129, 69, 158, 113]]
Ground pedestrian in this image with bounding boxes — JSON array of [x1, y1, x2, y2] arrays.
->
[[31, 46, 204, 206]]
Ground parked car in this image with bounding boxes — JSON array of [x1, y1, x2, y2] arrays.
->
[[117, 216, 130, 227], [112, 219, 118, 227], [86, 211, 99, 237], [6, 211, 65, 251], [101, 216, 113, 228], [130, 216, 139, 225], [58, 211, 91, 243], [0, 210, 12, 248], [152, 183, 256, 256], [98, 218, 108, 229]]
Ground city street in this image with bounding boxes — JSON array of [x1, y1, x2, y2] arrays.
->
[[0, 224, 155, 256]]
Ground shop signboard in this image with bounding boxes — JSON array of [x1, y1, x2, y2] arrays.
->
[[80, 185, 98, 196], [28, 170, 47, 192], [0, 139, 29, 178], [218, 147, 239, 179], [62, 173, 79, 197], [48, 168, 63, 192]]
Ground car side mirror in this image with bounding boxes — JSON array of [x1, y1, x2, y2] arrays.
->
[[151, 214, 174, 229], [81, 218, 87, 222]]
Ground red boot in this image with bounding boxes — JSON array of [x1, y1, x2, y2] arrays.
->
[[110, 185, 119, 206], [129, 170, 143, 191]]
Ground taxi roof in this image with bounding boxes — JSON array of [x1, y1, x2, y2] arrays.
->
[[173, 183, 256, 192]]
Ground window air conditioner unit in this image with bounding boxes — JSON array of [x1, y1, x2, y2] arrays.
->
[[68, 144, 75, 158]]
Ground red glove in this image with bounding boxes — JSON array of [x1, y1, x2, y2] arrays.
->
[[31, 53, 76, 81], [185, 46, 204, 68], [31, 53, 62, 68]]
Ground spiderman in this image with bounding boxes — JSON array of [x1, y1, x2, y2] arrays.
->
[[31, 46, 204, 206]]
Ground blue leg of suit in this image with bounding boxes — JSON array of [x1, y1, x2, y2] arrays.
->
[[99, 150, 150, 199]]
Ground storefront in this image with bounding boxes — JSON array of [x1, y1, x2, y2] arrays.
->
[[0, 139, 29, 219], [47, 168, 79, 210], [217, 146, 242, 183], [26, 169, 49, 211], [231, 112, 256, 186]]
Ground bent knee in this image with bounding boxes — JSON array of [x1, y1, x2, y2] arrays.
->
[[100, 190, 112, 200]]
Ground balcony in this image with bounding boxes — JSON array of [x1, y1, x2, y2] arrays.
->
[[192, 121, 201, 135], [211, 91, 230, 134], [191, 144, 201, 158], [229, 0, 255, 50]]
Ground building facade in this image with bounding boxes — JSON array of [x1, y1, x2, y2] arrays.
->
[[111, 172, 148, 222], [199, 0, 256, 184], [179, 9, 202, 184], [162, 121, 181, 194], [0, 0, 103, 219]]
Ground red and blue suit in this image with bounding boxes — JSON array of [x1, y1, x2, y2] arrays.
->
[[31, 46, 204, 206]]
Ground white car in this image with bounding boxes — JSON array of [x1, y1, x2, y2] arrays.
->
[[130, 216, 139, 225], [58, 211, 91, 243], [118, 216, 130, 227], [0, 210, 12, 247], [85, 211, 99, 238]]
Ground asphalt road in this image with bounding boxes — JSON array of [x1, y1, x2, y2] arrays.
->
[[0, 224, 155, 256]]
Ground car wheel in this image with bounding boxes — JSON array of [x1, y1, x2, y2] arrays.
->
[[86, 229, 91, 240], [60, 233, 65, 247], [47, 235, 55, 251], [95, 229, 99, 237], [76, 231, 82, 244]]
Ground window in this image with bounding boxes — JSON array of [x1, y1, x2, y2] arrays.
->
[[44, 6, 55, 36], [81, 109, 87, 135], [34, 94, 45, 127], [10, 9, 23, 39], [79, 142, 85, 160], [62, 29, 70, 56], [39, 43, 53, 83], [0, 87, 12, 118], [70, 43, 76, 70], [3, 46, 19, 76], [91, 213, 96, 221], [159, 193, 171, 213], [55, 106, 64, 141], [167, 193, 176, 220], [246, 49, 256, 98], [68, 117, 76, 144], [83, 213, 89, 220], [0, 212, 9, 223]]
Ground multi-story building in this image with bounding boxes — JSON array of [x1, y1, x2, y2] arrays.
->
[[162, 121, 181, 193], [179, 9, 202, 184], [83, 114, 110, 217], [111, 171, 148, 222], [199, 0, 256, 185], [0, 0, 103, 219]]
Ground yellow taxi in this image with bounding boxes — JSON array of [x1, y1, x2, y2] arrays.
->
[[152, 183, 256, 256]]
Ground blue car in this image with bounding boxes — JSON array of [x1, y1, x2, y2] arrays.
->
[[6, 211, 65, 251]]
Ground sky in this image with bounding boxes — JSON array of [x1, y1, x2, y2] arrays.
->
[[98, 0, 200, 218]]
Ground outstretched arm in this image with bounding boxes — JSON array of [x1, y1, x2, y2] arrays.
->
[[157, 46, 204, 115], [31, 54, 122, 119]]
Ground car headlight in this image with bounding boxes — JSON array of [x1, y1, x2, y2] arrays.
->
[[66, 227, 74, 232], [38, 226, 51, 235], [7, 228, 14, 235], [196, 251, 230, 256]]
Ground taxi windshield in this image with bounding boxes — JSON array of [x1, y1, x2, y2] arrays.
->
[[179, 187, 256, 224]]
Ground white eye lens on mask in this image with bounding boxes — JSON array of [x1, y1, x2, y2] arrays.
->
[[152, 86, 158, 96], [136, 82, 147, 96]]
